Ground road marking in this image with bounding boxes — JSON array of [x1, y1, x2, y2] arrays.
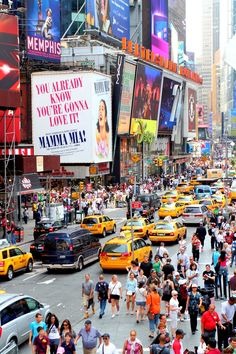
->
[[23, 272, 42, 282], [37, 278, 56, 285]]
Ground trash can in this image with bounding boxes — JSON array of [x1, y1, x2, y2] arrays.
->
[[76, 211, 83, 223], [14, 226, 24, 243]]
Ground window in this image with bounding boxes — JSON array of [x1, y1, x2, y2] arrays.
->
[[25, 297, 40, 312], [185, 207, 201, 213], [155, 224, 174, 230], [1, 300, 29, 325], [102, 244, 128, 254], [9, 249, 17, 257], [14, 248, 24, 256], [138, 239, 147, 248], [2, 250, 8, 259], [83, 218, 98, 225]]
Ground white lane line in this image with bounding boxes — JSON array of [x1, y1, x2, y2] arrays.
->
[[23, 272, 42, 282], [37, 278, 56, 285]]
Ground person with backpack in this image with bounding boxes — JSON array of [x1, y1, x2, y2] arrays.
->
[[95, 274, 109, 319], [162, 275, 174, 317]]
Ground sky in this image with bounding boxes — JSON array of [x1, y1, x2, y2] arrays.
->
[[186, 0, 202, 55]]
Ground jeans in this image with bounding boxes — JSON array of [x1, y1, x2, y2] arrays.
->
[[99, 299, 107, 316], [219, 267, 228, 298], [149, 313, 159, 333], [11, 232, 16, 245], [203, 329, 216, 340], [217, 322, 232, 349], [231, 252, 236, 266], [49, 338, 59, 354], [190, 311, 198, 332], [192, 248, 200, 262]]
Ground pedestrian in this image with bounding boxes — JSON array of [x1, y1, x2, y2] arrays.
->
[[229, 270, 236, 292], [10, 220, 16, 245], [204, 338, 221, 354], [29, 313, 47, 351], [224, 337, 236, 354], [152, 255, 162, 277], [60, 332, 76, 354], [150, 334, 170, 354], [186, 284, 202, 334], [33, 326, 50, 354], [162, 275, 174, 317], [108, 274, 122, 318], [156, 242, 169, 260], [196, 222, 206, 251], [146, 285, 161, 338], [186, 263, 199, 286], [46, 313, 60, 354], [178, 280, 188, 322], [191, 234, 201, 262], [196, 335, 207, 354], [23, 207, 29, 224], [147, 269, 160, 288], [162, 258, 175, 280], [151, 323, 171, 349], [82, 274, 95, 319], [218, 250, 229, 299], [126, 260, 139, 278], [126, 272, 137, 315], [218, 297, 236, 350], [60, 320, 76, 343], [201, 304, 225, 340], [140, 255, 153, 278], [97, 333, 118, 354], [95, 274, 109, 319], [137, 268, 147, 286], [172, 329, 185, 354], [169, 290, 182, 339], [135, 281, 147, 323], [122, 330, 143, 354], [202, 264, 215, 301], [75, 320, 102, 354]]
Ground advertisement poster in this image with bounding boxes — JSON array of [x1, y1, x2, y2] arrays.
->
[[151, 0, 169, 59], [117, 61, 136, 135], [31, 71, 112, 163], [26, 0, 61, 62], [0, 13, 20, 108], [158, 77, 182, 134], [197, 104, 204, 125], [188, 88, 196, 132], [231, 109, 236, 137], [86, 0, 130, 40], [131, 63, 162, 136], [0, 108, 21, 143]]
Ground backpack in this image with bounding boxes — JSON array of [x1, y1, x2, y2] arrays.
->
[[98, 282, 108, 299], [163, 282, 172, 296]]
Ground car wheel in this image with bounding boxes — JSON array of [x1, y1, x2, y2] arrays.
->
[[149, 250, 153, 261], [102, 228, 107, 238], [9, 337, 17, 346], [112, 225, 116, 234], [26, 259, 33, 272], [77, 258, 84, 271], [47, 268, 52, 273], [7, 266, 14, 281], [144, 230, 149, 239]]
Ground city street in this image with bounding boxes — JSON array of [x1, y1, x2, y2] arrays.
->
[[0, 208, 230, 353]]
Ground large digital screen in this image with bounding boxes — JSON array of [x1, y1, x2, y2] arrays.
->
[[151, 0, 169, 59], [158, 77, 182, 134], [86, 0, 130, 40], [117, 61, 136, 135], [188, 88, 196, 132], [131, 63, 163, 136], [26, 0, 61, 62], [32, 71, 112, 164], [0, 13, 20, 109]]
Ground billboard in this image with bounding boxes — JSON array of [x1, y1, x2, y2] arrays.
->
[[0, 13, 20, 109], [31, 71, 112, 163], [26, 0, 61, 62], [188, 88, 196, 132], [158, 77, 182, 134], [0, 108, 21, 143], [131, 63, 163, 136], [197, 104, 204, 126], [151, 0, 169, 59], [117, 61, 136, 135], [86, 0, 130, 40]]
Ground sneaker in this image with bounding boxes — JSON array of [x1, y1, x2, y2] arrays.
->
[[99, 314, 102, 319], [111, 314, 115, 318], [116, 311, 119, 316]]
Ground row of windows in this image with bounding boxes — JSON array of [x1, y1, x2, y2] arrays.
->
[[1, 298, 40, 326]]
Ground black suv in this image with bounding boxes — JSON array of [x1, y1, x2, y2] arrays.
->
[[33, 219, 63, 240], [135, 193, 161, 211]]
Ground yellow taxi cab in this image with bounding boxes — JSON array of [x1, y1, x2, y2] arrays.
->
[[158, 202, 185, 218], [81, 214, 116, 237], [212, 194, 226, 207], [197, 198, 219, 211], [177, 194, 195, 206], [0, 244, 33, 281], [161, 190, 179, 203], [120, 217, 155, 238], [176, 183, 194, 194], [229, 180, 236, 201], [99, 233, 152, 270], [149, 220, 187, 243], [190, 178, 200, 186]]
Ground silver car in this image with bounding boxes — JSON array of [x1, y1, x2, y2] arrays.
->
[[182, 204, 208, 225], [0, 293, 50, 350]]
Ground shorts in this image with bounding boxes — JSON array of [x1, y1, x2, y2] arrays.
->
[[83, 294, 90, 307], [136, 301, 146, 307], [110, 294, 120, 300]]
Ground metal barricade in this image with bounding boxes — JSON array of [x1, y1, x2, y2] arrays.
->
[[0, 342, 18, 354]]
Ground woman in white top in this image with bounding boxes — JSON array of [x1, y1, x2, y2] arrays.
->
[[169, 290, 182, 338], [46, 313, 60, 354], [135, 282, 147, 323], [108, 274, 122, 318], [186, 263, 199, 286]]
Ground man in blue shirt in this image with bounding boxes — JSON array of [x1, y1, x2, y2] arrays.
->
[[29, 313, 47, 349], [75, 320, 102, 354]]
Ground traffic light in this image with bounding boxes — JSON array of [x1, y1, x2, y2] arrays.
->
[[158, 159, 163, 167], [79, 181, 84, 191]]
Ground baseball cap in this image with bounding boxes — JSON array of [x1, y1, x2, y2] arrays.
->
[[85, 320, 92, 325], [174, 272, 180, 276], [192, 284, 198, 288], [102, 333, 110, 338], [176, 329, 186, 336]]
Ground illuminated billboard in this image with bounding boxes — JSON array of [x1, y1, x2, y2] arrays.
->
[[131, 63, 163, 136], [231, 109, 236, 137], [158, 77, 182, 134], [151, 0, 169, 59], [0, 13, 20, 109], [86, 0, 130, 40], [188, 88, 196, 132], [26, 0, 61, 62]]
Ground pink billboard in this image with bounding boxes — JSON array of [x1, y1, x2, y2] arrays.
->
[[151, 0, 169, 59]]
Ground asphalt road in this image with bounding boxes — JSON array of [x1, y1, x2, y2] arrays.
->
[[0, 208, 231, 353]]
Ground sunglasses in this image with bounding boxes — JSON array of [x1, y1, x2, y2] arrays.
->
[[103, 337, 109, 340]]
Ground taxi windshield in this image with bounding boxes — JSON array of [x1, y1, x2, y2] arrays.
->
[[126, 220, 143, 226], [102, 244, 128, 254], [155, 224, 174, 230]]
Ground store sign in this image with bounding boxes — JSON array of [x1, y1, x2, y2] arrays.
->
[[31, 71, 112, 164], [26, 0, 61, 62], [36, 156, 44, 172], [21, 177, 32, 189]]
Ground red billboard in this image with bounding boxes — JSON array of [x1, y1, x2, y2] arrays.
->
[[188, 88, 196, 132], [0, 108, 21, 143], [0, 13, 20, 109]]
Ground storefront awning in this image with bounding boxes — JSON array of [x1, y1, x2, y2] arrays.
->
[[15, 173, 44, 195]]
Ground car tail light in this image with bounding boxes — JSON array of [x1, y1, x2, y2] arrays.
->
[[30, 245, 35, 249], [49, 227, 53, 232], [69, 245, 73, 251], [182, 214, 188, 217], [194, 214, 202, 217], [97, 224, 102, 228], [121, 252, 132, 257], [149, 231, 153, 235], [136, 228, 143, 232], [100, 252, 107, 257], [169, 232, 174, 236], [0, 261, 4, 267], [0, 326, 2, 338]]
